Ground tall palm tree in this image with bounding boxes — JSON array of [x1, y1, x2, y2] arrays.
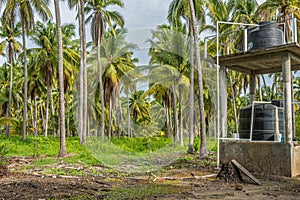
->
[[86, 0, 124, 140], [147, 24, 190, 145], [65, 0, 87, 144], [0, 16, 21, 137], [29, 21, 79, 137], [4, 0, 52, 140], [88, 28, 136, 139], [187, 0, 207, 157], [168, 0, 206, 154], [54, 0, 66, 157]]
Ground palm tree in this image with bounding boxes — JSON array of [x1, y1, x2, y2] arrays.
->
[[168, 0, 205, 154], [129, 90, 151, 126], [4, 0, 52, 140], [86, 0, 124, 141], [88, 28, 136, 139], [0, 16, 21, 137], [29, 21, 79, 137], [147, 24, 190, 145], [187, 0, 207, 157], [54, 0, 66, 157]]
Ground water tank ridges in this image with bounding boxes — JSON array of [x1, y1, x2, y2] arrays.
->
[[247, 21, 283, 50], [239, 103, 284, 141]]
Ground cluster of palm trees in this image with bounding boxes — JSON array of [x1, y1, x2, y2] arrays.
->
[[0, 0, 300, 157]]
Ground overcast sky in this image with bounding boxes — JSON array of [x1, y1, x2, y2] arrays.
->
[[55, 0, 172, 32], [56, 0, 265, 32]]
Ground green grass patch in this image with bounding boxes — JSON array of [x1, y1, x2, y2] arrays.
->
[[0, 135, 98, 165], [98, 184, 187, 200], [111, 136, 173, 153]]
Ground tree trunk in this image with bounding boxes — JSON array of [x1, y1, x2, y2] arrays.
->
[[44, 86, 50, 137], [179, 85, 184, 146], [33, 95, 37, 137], [166, 104, 172, 138], [257, 76, 263, 101], [80, 0, 87, 145], [261, 75, 270, 101], [66, 87, 70, 137], [172, 84, 179, 143], [21, 19, 28, 141], [77, 0, 83, 141], [40, 100, 45, 135], [127, 93, 131, 137], [188, 25, 195, 154], [117, 86, 123, 137], [229, 73, 239, 134], [6, 59, 13, 137], [108, 98, 112, 140], [54, 0, 67, 157], [97, 28, 105, 141], [50, 93, 55, 136], [188, 0, 207, 158]]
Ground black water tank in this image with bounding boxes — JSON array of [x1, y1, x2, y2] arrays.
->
[[247, 21, 283, 50], [239, 103, 283, 140]]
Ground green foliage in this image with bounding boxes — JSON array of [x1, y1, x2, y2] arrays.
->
[[193, 137, 217, 152], [0, 143, 9, 165], [111, 136, 172, 153]]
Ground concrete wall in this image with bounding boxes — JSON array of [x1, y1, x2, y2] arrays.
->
[[292, 144, 300, 177], [220, 141, 300, 177]]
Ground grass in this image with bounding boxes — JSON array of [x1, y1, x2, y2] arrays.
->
[[111, 136, 173, 153], [98, 184, 188, 200], [0, 135, 218, 174], [0, 135, 99, 165]]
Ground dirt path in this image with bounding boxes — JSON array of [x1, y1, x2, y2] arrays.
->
[[1, 157, 300, 199]]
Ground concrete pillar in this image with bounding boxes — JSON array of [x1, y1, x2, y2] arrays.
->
[[220, 66, 227, 137], [250, 71, 256, 103], [282, 53, 293, 143]]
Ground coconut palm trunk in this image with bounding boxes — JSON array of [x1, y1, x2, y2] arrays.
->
[[44, 86, 51, 137], [33, 94, 38, 137], [188, 0, 207, 158], [80, 0, 87, 145], [229, 73, 239, 134], [188, 27, 195, 154], [6, 48, 13, 137], [179, 84, 184, 146], [95, 19, 105, 141], [54, 0, 67, 157], [172, 84, 179, 143], [21, 18, 28, 141], [77, 0, 83, 141]]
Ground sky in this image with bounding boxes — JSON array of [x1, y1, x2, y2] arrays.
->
[[0, 0, 267, 65], [54, 0, 172, 34]]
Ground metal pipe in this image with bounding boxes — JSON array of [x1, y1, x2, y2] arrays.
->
[[216, 21, 220, 169], [244, 28, 248, 52], [293, 17, 298, 43]]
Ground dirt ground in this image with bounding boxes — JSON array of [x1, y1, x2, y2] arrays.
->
[[1, 156, 300, 199]]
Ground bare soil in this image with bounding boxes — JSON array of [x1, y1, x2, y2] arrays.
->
[[1, 156, 300, 199]]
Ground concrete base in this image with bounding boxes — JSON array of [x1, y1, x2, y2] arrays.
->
[[220, 140, 300, 177]]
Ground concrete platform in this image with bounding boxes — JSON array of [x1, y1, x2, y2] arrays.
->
[[220, 140, 300, 177]]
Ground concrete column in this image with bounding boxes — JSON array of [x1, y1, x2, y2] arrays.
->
[[282, 53, 293, 143], [220, 66, 227, 137], [250, 71, 256, 103]]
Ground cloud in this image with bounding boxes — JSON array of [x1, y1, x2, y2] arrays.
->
[[117, 0, 172, 29]]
